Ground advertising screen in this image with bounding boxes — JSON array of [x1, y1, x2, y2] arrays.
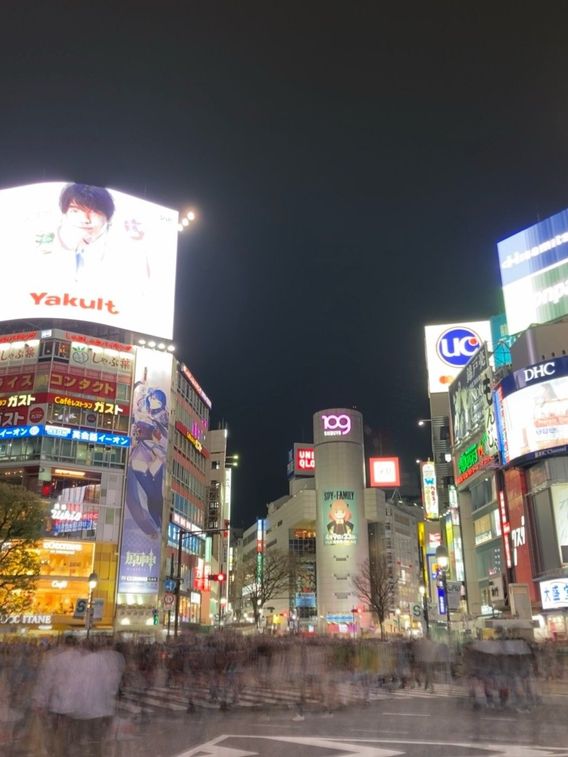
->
[[369, 457, 400, 487], [424, 321, 492, 395], [0, 182, 178, 339], [496, 355, 568, 464], [118, 348, 173, 594], [498, 208, 568, 335]]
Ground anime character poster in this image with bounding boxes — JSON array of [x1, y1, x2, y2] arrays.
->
[[321, 489, 358, 546], [118, 349, 173, 594]]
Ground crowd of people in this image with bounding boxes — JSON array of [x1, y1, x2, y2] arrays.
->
[[0, 632, 565, 755]]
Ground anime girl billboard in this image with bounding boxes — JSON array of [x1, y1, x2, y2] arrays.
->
[[322, 490, 358, 546], [118, 349, 173, 594]]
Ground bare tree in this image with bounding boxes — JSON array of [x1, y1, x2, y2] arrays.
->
[[352, 557, 396, 640], [0, 484, 44, 615], [240, 549, 297, 628]]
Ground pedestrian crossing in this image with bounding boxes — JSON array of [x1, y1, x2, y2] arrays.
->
[[118, 680, 461, 716]]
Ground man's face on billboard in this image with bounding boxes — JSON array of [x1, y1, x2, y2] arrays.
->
[[62, 201, 109, 244]]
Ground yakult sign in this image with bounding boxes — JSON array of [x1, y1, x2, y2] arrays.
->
[[425, 321, 492, 395]]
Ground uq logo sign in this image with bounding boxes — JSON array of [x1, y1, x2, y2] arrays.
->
[[322, 413, 352, 437], [436, 327, 481, 367]]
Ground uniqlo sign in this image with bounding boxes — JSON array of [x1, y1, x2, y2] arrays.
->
[[295, 447, 315, 473], [369, 457, 400, 488]]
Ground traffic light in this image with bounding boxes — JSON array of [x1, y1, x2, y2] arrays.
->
[[209, 572, 226, 583], [152, 608, 159, 625], [223, 519, 230, 538]]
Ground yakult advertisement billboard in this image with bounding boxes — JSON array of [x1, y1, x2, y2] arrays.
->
[[0, 182, 179, 339], [424, 321, 492, 395]]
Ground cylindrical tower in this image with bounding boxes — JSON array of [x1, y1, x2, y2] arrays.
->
[[313, 408, 369, 630]]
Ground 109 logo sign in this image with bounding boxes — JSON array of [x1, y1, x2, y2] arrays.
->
[[322, 414, 352, 437], [436, 327, 481, 367]]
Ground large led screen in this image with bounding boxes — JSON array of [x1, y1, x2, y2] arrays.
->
[[496, 355, 568, 464], [0, 182, 178, 339], [498, 207, 568, 334]]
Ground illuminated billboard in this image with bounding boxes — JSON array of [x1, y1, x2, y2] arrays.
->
[[287, 444, 315, 478], [118, 348, 173, 594], [495, 355, 568, 464], [313, 408, 363, 446], [369, 457, 400, 487], [421, 461, 439, 520], [424, 321, 492, 395], [498, 208, 568, 335], [0, 182, 178, 339]]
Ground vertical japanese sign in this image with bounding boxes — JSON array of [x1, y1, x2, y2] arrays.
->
[[321, 490, 357, 546], [118, 348, 173, 594], [421, 462, 439, 520]]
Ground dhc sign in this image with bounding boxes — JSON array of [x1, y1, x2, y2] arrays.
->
[[436, 327, 481, 367]]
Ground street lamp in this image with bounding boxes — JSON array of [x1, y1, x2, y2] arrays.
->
[[86, 571, 98, 639], [436, 546, 451, 639], [417, 418, 432, 427], [419, 584, 429, 637]]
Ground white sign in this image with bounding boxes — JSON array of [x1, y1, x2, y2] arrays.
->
[[0, 182, 178, 339], [424, 321, 492, 395], [540, 578, 568, 610], [163, 592, 175, 607], [421, 461, 439, 520]]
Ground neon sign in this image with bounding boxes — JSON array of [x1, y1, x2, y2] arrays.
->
[[322, 414, 352, 437]]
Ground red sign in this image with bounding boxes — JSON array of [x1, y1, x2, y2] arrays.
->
[[50, 369, 116, 399], [175, 420, 208, 457], [0, 331, 38, 345], [64, 331, 133, 353], [369, 457, 401, 487], [0, 373, 35, 393], [295, 447, 315, 473], [504, 468, 537, 602]]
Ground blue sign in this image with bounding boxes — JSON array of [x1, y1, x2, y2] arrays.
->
[[326, 614, 354, 624], [437, 585, 447, 615], [164, 577, 177, 593], [436, 327, 481, 368], [0, 424, 130, 448]]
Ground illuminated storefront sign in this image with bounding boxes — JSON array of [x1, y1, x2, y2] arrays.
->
[[0, 373, 35, 393], [296, 447, 315, 471], [0, 614, 52, 625], [421, 461, 439, 520], [540, 578, 568, 610], [322, 414, 352, 437], [53, 395, 124, 415], [0, 182, 179, 339], [0, 423, 130, 447], [425, 321, 492, 395], [0, 393, 35, 408], [0, 331, 39, 345], [175, 420, 205, 454], [49, 369, 117, 399], [180, 364, 212, 409], [66, 332, 133, 353], [456, 433, 496, 485], [498, 490, 512, 569], [369, 457, 400, 487]]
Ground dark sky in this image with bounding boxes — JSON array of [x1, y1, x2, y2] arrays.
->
[[2, 2, 568, 526]]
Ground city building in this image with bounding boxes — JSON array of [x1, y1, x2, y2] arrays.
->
[[0, 180, 215, 636], [232, 409, 422, 635]]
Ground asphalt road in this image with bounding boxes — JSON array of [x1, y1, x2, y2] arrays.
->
[[118, 690, 568, 757]]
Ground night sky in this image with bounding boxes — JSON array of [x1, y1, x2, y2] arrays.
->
[[2, 3, 568, 527]]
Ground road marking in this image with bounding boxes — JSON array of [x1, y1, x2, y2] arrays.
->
[[381, 712, 429, 717]]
